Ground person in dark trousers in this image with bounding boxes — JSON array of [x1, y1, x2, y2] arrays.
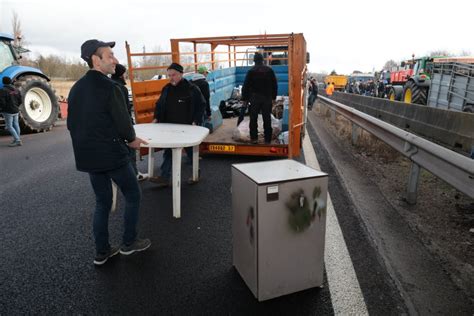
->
[[111, 64, 146, 181], [237, 101, 247, 126], [0, 76, 23, 146], [151, 62, 206, 187], [307, 78, 318, 110], [191, 66, 211, 124], [67, 39, 150, 266], [241, 52, 277, 144]]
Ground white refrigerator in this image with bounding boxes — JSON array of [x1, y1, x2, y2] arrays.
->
[[232, 159, 328, 301]]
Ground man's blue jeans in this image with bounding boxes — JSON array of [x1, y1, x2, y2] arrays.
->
[[2, 113, 21, 142], [161, 147, 193, 180], [88, 162, 141, 254]]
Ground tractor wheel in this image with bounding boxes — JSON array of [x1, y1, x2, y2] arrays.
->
[[388, 86, 402, 101], [402, 80, 427, 105], [16, 75, 59, 132]]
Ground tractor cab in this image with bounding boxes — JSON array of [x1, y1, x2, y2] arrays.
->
[[410, 57, 435, 82], [0, 34, 19, 82], [393, 56, 437, 84]]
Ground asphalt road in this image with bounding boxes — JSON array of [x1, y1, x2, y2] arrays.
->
[[0, 122, 333, 314], [1, 117, 467, 314]]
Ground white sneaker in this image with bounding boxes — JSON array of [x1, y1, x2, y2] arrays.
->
[[137, 172, 147, 182]]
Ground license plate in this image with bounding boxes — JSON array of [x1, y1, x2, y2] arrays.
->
[[209, 145, 236, 152]]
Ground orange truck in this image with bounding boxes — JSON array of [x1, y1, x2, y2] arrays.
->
[[126, 33, 309, 158]]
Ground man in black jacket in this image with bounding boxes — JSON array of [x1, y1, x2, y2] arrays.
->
[[151, 62, 206, 187], [111, 63, 146, 181], [67, 39, 150, 266], [307, 78, 318, 110], [242, 52, 278, 144], [0, 76, 23, 146]]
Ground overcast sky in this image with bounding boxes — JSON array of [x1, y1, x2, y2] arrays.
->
[[1, 0, 472, 74]]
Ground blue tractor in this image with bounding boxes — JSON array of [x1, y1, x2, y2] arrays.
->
[[0, 33, 58, 132]]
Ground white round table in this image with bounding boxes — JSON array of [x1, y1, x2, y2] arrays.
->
[[135, 123, 209, 218]]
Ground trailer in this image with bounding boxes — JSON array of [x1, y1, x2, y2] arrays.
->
[[126, 33, 309, 158], [427, 59, 474, 112]]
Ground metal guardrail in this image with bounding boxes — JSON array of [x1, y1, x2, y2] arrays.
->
[[318, 95, 474, 203]]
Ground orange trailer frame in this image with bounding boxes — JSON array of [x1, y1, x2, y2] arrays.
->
[[126, 33, 308, 158]]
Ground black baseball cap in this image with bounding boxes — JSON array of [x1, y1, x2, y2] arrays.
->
[[167, 62, 184, 73], [80, 39, 115, 62]]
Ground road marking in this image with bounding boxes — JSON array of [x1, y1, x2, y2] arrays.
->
[[303, 130, 369, 315]]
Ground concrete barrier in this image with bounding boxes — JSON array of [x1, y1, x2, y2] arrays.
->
[[330, 92, 474, 154]]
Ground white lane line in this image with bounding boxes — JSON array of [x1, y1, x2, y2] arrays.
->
[[303, 131, 369, 315]]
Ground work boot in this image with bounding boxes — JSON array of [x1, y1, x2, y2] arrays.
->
[[120, 238, 151, 255], [149, 176, 171, 188], [94, 246, 120, 266]]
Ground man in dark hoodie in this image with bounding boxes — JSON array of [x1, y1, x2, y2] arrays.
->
[[67, 39, 150, 266], [110, 63, 132, 118], [151, 62, 206, 187], [0, 76, 23, 146], [111, 64, 146, 181], [241, 52, 278, 144]]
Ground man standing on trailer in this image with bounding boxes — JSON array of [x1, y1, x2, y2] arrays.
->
[[241, 52, 278, 144]]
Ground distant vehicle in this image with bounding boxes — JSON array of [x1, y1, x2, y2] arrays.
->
[[385, 55, 437, 104], [260, 46, 289, 65], [0, 33, 58, 132], [324, 75, 347, 91], [383, 55, 474, 111]]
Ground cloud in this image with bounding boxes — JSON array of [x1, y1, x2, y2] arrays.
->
[[2, 0, 473, 74]]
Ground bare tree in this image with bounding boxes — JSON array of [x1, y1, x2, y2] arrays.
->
[[11, 10, 25, 47], [314, 72, 327, 83], [383, 59, 397, 71], [179, 44, 195, 72], [196, 44, 212, 69], [428, 50, 453, 57], [137, 45, 172, 80]]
